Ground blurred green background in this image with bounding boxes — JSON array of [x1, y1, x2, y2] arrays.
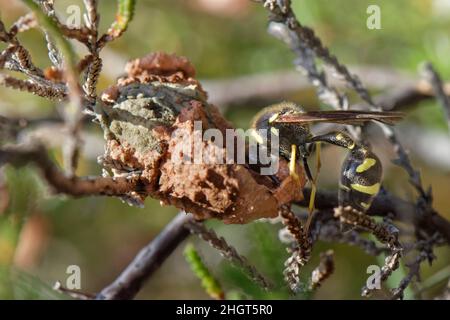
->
[[0, 0, 449, 299]]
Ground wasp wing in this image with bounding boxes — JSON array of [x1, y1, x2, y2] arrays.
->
[[273, 110, 404, 125]]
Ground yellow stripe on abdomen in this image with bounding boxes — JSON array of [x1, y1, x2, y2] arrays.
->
[[356, 158, 376, 173], [350, 182, 380, 195]]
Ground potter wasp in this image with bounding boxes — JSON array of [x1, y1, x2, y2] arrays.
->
[[250, 102, 403, 217]]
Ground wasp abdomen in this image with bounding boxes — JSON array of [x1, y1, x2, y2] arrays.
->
[[339, 146, 382, 212]]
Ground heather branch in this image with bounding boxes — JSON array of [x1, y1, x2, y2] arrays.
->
[[279, 205, 312, 292], [44, 31, 63, 68], [23, 0, 78, 71], [421, 62, 450, 130], [0, 73, 66, 100], [261, 0, 374, 106], [311, 218, 390, 256], [37, 0, 90, 44], [298, 188, 450, 244], [267, 22, 347, 110], [309, 250, 334, 290], [8, 13, 37, 37], [0, 16, 43, 78], [391, 233, 441, 300], [97, 212, 193, 300], [82, 0, 101, 104], [0, 143, 142, 197], [334, 206, 403, 297], [23, 0, 86, 175], [185, 219, 271, 290]]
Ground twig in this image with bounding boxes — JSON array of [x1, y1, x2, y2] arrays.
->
[[185, 219, 271, 291], [267, 21, 347, 110], [421, 62, 450, 130], [334, 206, 403, 297], [53, 281, 95, 300], [260, 0, 373, 106], [391, 233, 441, 300], [97, 212, 193, 300], [312, 218, 390, 256], [82, 0, 101, 104], [279, 205, 312, 292], [309, 250, 334, 290], [298, 188, 450, 244], [0, 73, 66, 100], [0, 143, 142, 197], [23, 0, 84, 176]]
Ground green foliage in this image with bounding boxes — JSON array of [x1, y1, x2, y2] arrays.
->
[[183, 243, 224, 300], [0, 267, 67, 299], [111, 0, 136, 35]]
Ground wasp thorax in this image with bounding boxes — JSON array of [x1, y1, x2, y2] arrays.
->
[[251, 102, 312, 160]]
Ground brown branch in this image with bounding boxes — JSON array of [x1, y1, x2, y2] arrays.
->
[[0, 73, 66, 100], [334, 206, 402, 297], [310, 218, 390, 256], [0, 143, 142, 197], [309, 249, 334, 290], [298, 188, 450, 244], [391, 234, 440, 300], [279, 205, 312, 292], [421, 62, 450, 130], [260, 0, 373, 106], [185, 219, 271, 290], [92, 186, 450, 300], [96, 212, 193, 300]]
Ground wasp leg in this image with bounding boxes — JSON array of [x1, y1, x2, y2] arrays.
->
[[289, 144, 300, 182], [308, 131, 356, 150], [334, 206, 403, 297], [305, 142, 321, 234], [302, 156, 313, 181]]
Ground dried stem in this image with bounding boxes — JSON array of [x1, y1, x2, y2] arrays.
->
[[391, 233, 441, 300], [312, 218, 390, 256], [97, 212, 193, 300], [0, 74, 65, 100], [334, 206, 403, 297], [421, 62, 450, 130], [279, 205, 312, 292], [261, 0, 373, 106], [185, 219, 271, 291], [309, 250, 334, 290], [0, 143, 142, 197]]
